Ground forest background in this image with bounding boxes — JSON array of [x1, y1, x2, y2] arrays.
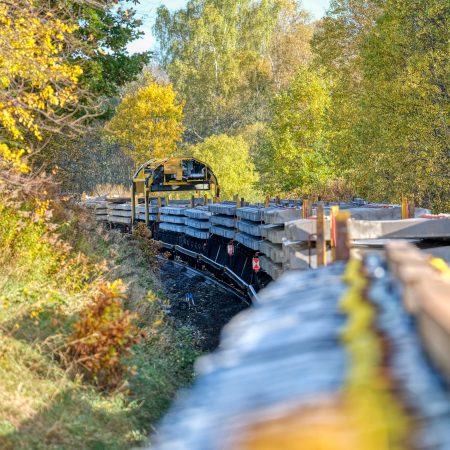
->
[[48, 0, 450, 211], [3, 0, 447, 211]]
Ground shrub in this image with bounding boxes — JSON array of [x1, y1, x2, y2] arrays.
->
[[66, 280, 142, 390], [132, 223, 162, 267]]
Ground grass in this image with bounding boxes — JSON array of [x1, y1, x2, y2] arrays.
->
[[0, 201, 200, 449]]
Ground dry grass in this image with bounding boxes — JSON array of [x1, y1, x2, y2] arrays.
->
[[90, 183, 131, 198], [0, 200, 199, 449]]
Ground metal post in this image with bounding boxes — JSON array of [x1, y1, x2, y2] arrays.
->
[[157, 196, 162, 223], [317, 202, 326, 267], [401, 196, 409, 219], [144, 191, 149, 226], [131, 183, 136, 226], [330, 205, 339, 262], [408, 199, 415, 219], [302, 199, 309, 219], [335, 211, 351, 261]]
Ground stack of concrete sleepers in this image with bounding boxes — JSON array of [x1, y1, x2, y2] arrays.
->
[[235, 207, 264, 252], [349, 217, 450, 240], [283, 218, 333, 271], [159, 206, 187, 233], [107, 202, 132, 225], [260, 207, 301, 279], [280, 204, 427, 271], [136, 204, 158, 222], [349, 217, 450, 263], [209, 203, 236, 239], [343, 204, 430, 220], [184, 207, 211, 240], [84, 198, 108, 221]]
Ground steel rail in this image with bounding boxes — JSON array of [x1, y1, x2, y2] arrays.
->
[[156, 240, 259, 303]]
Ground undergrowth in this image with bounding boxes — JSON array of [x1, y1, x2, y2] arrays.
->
[[0, 200, 200, 449]]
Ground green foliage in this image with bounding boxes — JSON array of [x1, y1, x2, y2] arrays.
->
[[311, 0, 382, 188], [71, 1, 151, 98], [154, 0, 313, 139], [0, 201, 198, 448], [188, 134, 260, 201], [255, 67, 332, 195], [312, 0, 450, 211], [354, 0, 450, 211]]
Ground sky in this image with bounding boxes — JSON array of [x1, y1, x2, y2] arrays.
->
[[126, 0, 331, 54]]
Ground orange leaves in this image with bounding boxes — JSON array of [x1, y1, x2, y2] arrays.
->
[[66, 280, 141, 390]]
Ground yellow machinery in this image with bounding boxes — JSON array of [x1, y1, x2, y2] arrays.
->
[[131, 157, 220, 225]]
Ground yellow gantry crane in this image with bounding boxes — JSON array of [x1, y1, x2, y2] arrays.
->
[[131, 157, 220, 225]]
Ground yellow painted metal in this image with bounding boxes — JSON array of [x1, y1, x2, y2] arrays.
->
[[144, 192, 149, 225], [131, 157, 219, 227], [401, 196, 415, 219], [131, 185, 136, 226], [401, 197, 408, 219]]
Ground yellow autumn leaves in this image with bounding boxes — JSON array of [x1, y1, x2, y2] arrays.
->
[[106, 81, 185, 164], [0, 0, 82, 173]]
